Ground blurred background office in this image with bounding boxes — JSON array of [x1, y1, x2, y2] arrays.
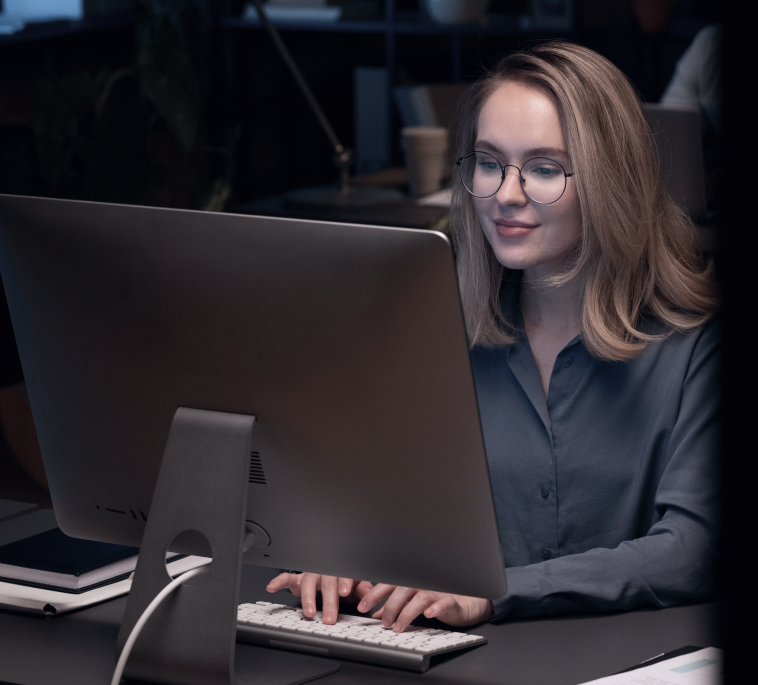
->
[[0, 0, 721, 212], [0, 0, 723, 505]]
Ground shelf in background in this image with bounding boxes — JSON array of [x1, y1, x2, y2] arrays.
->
[[0, 12, 709, 46], [0, 12, 136, 46], [220, 12, 572, 36], [222, 16, 388, 34]]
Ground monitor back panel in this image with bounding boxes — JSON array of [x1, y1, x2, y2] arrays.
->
[[642, 104, 707, 219], [0, 195, 506, 600]]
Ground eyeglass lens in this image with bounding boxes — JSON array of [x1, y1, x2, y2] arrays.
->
[[458, 152, 568, 204]]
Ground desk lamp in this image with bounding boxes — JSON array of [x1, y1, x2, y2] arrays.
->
[[249, 0, 404, 208]]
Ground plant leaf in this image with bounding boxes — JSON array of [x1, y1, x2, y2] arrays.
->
[[201, 177, 231, 212]]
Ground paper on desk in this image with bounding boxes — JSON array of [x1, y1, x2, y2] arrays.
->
[[580, 647, 722, 685]]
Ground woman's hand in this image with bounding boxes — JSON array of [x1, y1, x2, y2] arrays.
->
[[357, 584, 494, 633], [266, 573, 374, 624], [267, 573, 493, 632]]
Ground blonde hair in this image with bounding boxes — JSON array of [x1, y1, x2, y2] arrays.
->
[[450, 41, 719, 361]]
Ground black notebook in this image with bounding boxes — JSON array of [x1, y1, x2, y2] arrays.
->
[[0, 528, 146, 593]]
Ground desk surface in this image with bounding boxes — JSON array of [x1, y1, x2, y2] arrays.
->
[[0, 564, 718, 685], [231, 196, 448, 230]]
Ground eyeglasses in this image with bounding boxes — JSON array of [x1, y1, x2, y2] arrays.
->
[[456, 151, 575, 205]]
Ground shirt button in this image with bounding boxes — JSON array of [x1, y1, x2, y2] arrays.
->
[[541, 548, 552, 560], [563, 356, 573, 367], [540, 485, 549, 498]]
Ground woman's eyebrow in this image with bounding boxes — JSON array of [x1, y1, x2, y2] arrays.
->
[[474, 141, 569, 159], [525, 146, 569, 158]]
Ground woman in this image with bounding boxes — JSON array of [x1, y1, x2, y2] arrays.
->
[[267, 41, 720, 632]]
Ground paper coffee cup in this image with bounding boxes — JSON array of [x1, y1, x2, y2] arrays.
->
[[401, 126, 449, 198]]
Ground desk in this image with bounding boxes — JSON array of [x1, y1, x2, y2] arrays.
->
[[231, 196, 448, 231], [0, 563, 718, 685]]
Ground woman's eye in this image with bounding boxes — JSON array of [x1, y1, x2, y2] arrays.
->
[[530, 166, 560, 178], [525, 159, 564, 179], [478, 162, 500, 172]]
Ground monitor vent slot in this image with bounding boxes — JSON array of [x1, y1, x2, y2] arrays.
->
[[249, 451, 267, 485]]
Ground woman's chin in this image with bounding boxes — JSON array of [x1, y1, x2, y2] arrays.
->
[[493, 252, 539, 272], [492, 245, 576, 277]]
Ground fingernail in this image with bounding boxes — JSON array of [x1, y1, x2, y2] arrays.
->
[[382, 617, 391, 627], [324, 612, 334, 623], [305, 603, 315, 616], [340, 583, 348, 595], [357, 601, 367, 611]]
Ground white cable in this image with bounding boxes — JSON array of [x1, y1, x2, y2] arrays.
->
[[110, 565, 209, 685]]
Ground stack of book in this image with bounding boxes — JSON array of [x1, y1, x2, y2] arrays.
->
[[0, 500, 209, 615]]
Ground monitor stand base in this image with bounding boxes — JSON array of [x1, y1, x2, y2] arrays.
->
[[236, 645, 339, 684], [122, 645, 339, 685], [116, 407, 339, 685]]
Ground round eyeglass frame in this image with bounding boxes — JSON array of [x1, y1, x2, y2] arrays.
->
[[456, 151, 575, 205]]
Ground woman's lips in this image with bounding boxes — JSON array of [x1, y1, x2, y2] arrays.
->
[[495, 222, 537, 238]]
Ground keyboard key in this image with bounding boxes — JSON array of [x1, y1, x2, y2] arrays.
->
[[363, 636, 386, 645], [414, 644, 439, 654]]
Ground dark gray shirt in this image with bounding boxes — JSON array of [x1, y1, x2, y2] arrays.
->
[[470, 314, 720, 621]]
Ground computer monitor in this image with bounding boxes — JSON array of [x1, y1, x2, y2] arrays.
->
[[642, 104, 707, 220], [0, 194, 507, 684]]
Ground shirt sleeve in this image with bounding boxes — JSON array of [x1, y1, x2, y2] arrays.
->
[[490, 325, 720, 621]]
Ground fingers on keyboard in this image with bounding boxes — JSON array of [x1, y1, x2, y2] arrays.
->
[[318, 576, 339, 624]]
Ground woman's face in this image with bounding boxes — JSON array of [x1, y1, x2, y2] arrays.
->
[[473, 81, 582, 281]]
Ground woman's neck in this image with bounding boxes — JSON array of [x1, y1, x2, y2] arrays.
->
[[519, 272, 584, 338], [519, 269, 585, 398]]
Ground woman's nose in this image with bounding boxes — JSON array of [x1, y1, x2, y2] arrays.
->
[[495, 166, 528, 206]]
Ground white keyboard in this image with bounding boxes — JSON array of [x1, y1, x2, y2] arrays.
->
[[236, 601, 486, 672]]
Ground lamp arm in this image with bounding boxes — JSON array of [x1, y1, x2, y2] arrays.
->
[[250, 0, 347, 159]]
